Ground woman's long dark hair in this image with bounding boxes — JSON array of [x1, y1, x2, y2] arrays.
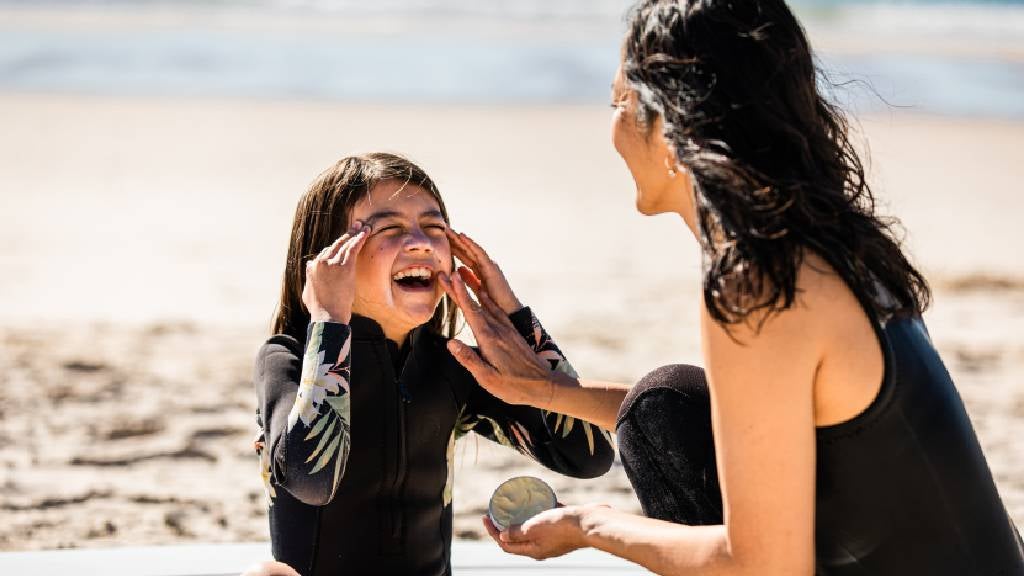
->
[[272, 152, 459, 342], [622, 0, 930, 326]]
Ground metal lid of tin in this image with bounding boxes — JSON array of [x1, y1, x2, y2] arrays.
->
[[487, 476, 557, 532]]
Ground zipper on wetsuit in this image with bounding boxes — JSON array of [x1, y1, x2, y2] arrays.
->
[[398, 378, 412, 403], [391, 383, 408, 543], [380, 341, 409, 552]]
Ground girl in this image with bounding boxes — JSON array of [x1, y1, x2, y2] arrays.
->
[[253, 152, 613, 576]]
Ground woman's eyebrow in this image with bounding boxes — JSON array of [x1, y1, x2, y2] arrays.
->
[[420, 209, 445, 220]]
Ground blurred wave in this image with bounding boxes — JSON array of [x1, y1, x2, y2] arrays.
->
[[0, 0, 1021, 117], [795, 1, 1024, 44]]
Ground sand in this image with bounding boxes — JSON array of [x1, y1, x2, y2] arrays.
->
[[0, 94, 1022, 550]]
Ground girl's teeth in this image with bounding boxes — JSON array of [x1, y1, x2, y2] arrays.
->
[[393, 267, 431, 281]]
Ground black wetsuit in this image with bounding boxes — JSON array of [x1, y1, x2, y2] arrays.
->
[[616, 288, 1024, 574], [254, 308, 614, 576]]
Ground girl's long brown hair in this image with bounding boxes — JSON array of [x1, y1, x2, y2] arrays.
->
[[272, 152, 458, 341]]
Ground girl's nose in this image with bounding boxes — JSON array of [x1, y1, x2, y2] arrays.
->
[[404, 228, 434, 252]]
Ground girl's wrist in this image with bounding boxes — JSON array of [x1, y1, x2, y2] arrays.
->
[[309, 307, 351, 324]]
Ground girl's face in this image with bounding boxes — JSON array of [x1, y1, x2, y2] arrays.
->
[[349, 181, 452, 343]]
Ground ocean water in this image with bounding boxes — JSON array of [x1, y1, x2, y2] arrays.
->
[[0, 0, 1021, 117]]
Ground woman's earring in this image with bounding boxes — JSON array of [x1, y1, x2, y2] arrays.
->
[[664, 157, 677, 178]]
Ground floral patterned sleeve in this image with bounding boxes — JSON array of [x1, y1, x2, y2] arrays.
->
[[460, 307, 615, 479], [254, 321, 352, 506]]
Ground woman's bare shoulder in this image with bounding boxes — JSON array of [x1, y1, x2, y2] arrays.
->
[[796, 252, 872, 329], [796, 252, 885, 426]]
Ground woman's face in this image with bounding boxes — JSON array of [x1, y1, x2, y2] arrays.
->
[[349, 181, 452, 341], [611, 64, 691, 216]]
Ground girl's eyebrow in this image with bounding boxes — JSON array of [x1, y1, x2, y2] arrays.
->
[[363, 209, 445, 229], [361, 210, 402, 230]]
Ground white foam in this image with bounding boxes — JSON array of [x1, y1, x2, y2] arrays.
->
[[805, 3, 1024, 41]]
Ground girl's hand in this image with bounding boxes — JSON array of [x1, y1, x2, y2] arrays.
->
[[302, 223, 369, 324], [439, 271, 554, 406], [446, 229, 524, 315], [483, 504, 607, 560]]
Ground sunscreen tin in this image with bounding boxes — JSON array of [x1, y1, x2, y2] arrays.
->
[[487, 476, 557, 532]]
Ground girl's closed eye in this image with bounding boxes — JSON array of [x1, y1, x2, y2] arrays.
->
[[376, 224, 404, 235]]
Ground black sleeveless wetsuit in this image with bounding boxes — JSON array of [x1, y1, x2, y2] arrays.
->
[[616, 287, 1024, 574]]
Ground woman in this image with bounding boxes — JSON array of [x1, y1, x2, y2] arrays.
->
[[438, 1, 1024, 574], [254, 152, 613, 575]]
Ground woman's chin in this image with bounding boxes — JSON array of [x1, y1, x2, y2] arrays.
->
[[635, 187, 678, 216], [635, 200, 656, 216], [635, 196, 664, 216], [634, 185, 658, 215]]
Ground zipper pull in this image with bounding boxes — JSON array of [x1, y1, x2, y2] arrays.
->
[[397, 379, 412, 403]]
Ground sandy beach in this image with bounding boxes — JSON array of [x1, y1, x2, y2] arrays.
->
[[1, 93, 1022, 551]]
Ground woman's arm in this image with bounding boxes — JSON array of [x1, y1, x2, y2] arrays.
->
[[442, 229, 632, 431], [440, 268, 630, 431], [447, 306, 630, 431], [484, 504, 729, 570], [469, 286, 823, 576], [694, 297, 819, 575], [461, 306, 615, 478]]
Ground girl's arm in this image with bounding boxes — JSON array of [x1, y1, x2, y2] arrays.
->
[[461, 307, 615, 478], [255, 321, 353, 506], [254, 225, 368, 506]]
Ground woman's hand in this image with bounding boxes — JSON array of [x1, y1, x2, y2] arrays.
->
[[482, 504, 608, 560], [439, 271, 556, 406], [302, 223, 369, 324], [446, 229, 523, 315]]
